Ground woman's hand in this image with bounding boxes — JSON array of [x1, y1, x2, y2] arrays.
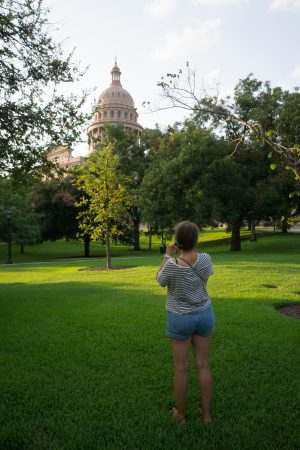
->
[[166, 243, 177, 257], [157, 242, 176, 278]]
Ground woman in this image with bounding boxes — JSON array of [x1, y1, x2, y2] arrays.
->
[[157, 221, 215, 424]]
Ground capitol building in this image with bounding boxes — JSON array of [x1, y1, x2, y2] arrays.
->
[[48, 62, 143, 168], [87, 62, 143, 152]]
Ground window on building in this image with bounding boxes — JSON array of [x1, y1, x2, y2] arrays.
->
[[110, 111, 114, 118], [118, 111, 121, 118], [124, 112, 128, 119], [104, 111, 107, 118], [130, 113, 132, 120]]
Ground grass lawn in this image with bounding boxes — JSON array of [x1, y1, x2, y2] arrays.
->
[[0, 231, 299, 449], [0, 228, 250, 264]]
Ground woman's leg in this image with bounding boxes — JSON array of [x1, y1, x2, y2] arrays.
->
[[191, 335, 213, 422], [170, 338, 191, 423]]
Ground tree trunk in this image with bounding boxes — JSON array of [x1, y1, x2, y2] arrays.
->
[[148, 225, 152, 250], [230, 218, 243, 251], [106, 223, 112, 269], [250, 221, 257, 242], [20, 243, 25, 254], [132, 207, 141, 250], [133, 219, 140, 250], [247, 219, 251, 231], [281, 218, 288, 233], [84, 236, 90, 257], [161, 228, 164, 244]]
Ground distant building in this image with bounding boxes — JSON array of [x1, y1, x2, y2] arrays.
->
[[47, 146, 86, 172], [87, 62, 143, 152], [47, 62, 143, 170]]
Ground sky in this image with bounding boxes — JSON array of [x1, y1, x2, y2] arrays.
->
[[45, 0, 300, 155]]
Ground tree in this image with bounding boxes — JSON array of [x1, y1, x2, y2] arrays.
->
[[149, 67, 300, 180], [251, 170, 299, 233], [102, 125, 149, 250], [141, 120, 298, 251], [141, 125, 227, 240], [202, 149, 260, 250], [0, 179, 41, 254], [73, 144, 129, 269], [0, 0, 88, 180], [33, 178, 79, 242]]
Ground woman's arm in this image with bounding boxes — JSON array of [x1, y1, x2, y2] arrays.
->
[[156, 243, 176, 278]]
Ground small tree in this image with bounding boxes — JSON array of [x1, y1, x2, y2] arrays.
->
[[73, 144, 129, 269]]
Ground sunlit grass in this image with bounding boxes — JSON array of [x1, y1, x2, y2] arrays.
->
[[0, 228, 266, 264]]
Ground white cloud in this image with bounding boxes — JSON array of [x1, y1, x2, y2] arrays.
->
[[144, 0, 177, 17], [269, 0, 300, 10], [292, 66, 300, 78], [192, 0, 249, 5], [151, 19, 222, 62]]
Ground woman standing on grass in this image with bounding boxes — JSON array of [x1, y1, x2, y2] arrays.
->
[[157, 221, 215, 425]]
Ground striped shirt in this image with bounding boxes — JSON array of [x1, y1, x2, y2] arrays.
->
[[157, 253, 214, 315]]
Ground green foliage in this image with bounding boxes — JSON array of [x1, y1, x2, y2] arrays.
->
[[141, 127, 222, 229], [141, 119, 299, 251], [104, 125, 147, 185], [0, 179, 40, 247], [148, 69, 300, 249], [0, 0, 88, 180], [276, 92, 300, 147], [155, 67, 300, 179], [33, 177, 79, 241], [101, 125, 150, 250], [73, 144, 130, 267], [74, 144, 129, 240]]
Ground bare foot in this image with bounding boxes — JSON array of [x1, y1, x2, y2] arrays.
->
[[200, 408, 212, 423], [170, 407, 186, 425]]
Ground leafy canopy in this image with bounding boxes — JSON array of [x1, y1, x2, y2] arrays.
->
[[0, 0, 88, 180], [73, 144, 130, 242]]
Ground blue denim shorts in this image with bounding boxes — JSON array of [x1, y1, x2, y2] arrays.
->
[[166, 306, 215, 341]]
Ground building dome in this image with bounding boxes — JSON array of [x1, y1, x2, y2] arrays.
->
[[99, 86, 134, 108], [87, 62, 143, 152], [98, 63, 135, 108]]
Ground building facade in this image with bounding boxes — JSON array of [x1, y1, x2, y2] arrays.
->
[[47, 146, 86, 171]]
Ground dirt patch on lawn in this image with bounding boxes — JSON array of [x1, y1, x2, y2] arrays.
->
[[277, 305, 300, 320], [79, 266, 136, 271]]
